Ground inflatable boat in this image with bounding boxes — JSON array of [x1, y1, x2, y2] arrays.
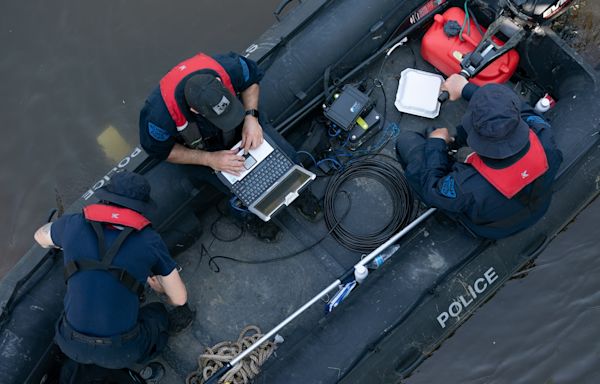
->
[[1, 0, 598, 383]]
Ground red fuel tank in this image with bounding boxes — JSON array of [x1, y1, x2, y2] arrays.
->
[[421, 7, 519, 86]]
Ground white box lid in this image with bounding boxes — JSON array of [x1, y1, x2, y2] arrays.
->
[[394, 68, 444, 119]]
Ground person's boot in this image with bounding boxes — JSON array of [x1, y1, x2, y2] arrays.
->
[[167, 303, 195, 335], [228, 197, 282, 243], [293, 189, 322, 222], [244, 215, 282, 243], [139, 362, 165, 383]]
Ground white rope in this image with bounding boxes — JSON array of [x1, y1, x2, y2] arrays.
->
[[186, 326, 279, 384]]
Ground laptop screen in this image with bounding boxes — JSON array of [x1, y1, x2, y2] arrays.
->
[[252, 168, 313, 218]]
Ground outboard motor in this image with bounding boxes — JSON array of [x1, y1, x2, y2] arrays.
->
[[504, 0, 578, 24], [455, 0, 577, 80]]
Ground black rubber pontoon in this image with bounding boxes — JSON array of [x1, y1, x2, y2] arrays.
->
[[1, 1, 599, 383]]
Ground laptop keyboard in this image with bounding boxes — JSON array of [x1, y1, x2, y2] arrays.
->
[[232, 149, 294, 206]]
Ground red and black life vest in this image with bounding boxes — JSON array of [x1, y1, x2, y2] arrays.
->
[[63, 204, 151, 298], [464, 130, 549, 199], [159, 53, 235, 131]]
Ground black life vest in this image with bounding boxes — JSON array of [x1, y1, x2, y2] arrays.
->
[[63, 204, 151, 298]]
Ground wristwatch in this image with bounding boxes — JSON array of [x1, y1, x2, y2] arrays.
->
[[244, 109, 260, 119]]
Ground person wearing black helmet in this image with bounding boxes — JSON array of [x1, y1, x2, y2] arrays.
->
[[395, 74, 563, 239], [139, 52, 321, 241], [34, 171, 191, 371]]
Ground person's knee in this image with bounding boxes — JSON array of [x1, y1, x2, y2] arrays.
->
[[139, 302, 169, 329], [138, 303, 170, 362], [395, 131, 425, 166]]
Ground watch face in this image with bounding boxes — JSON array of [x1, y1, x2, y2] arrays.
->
[[245, 109, 259, 118]]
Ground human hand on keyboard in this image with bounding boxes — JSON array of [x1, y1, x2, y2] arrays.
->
[[206, 149, 245, 175]]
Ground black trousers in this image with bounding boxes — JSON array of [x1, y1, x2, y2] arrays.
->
[[54, 302, 169, 370]]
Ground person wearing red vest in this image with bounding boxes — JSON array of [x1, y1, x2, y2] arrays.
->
[[139, 52, 321, 241], [34, 171, 191, 376], [139, 52, 267, 171], [395, 75, 563, 239]]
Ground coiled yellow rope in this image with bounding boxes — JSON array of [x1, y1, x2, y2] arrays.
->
[[186, 325, 278, 384]]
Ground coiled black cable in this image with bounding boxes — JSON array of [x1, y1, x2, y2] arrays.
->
[[323, 156, 415, 253]]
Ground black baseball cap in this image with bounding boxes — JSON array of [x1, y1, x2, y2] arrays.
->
[[184, 74, 244, 132], [462, 84, 530, 159], [94, 171, 156, 214]]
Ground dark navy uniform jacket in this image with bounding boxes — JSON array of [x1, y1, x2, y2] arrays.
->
[[405, 84, 563, 239], [139, 52, 264, 161], [51, 214, 176, 336]]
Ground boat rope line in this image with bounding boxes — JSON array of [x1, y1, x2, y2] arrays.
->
[[202, 208, 437, 384], [0, 249, 60, 329], [186, 325, 281, 384], [0, 209, 63, 329]]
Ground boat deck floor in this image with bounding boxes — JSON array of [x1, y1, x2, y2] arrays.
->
[[145, 42, 484, 383], [136, 31, 600, 381]]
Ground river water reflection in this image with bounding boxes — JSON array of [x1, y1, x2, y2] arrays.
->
[[0, 0, 280, 277], [1, 0, 599, 382]]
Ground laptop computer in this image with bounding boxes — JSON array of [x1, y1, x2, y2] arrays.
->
[[217, 134, 316, 222]]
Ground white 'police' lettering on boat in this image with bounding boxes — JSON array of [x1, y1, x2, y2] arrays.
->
[[244, 44, 258, 56], [82, 147, 142, 200], [436, 267, 499, 329]]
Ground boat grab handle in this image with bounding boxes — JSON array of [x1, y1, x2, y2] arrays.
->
[[274, 0, 301, 21]]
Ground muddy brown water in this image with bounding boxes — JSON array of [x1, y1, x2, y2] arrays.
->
[[1, 0, 599, 382], [554, 0, 600, 69]]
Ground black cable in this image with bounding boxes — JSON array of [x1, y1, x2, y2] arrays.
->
[[323, 156, 415, 253], [323, 65, 333, 104], [279, 6, 446, 135], [467, 3, 485, 37], [210, 216, 244, 243], [207, 192, 352, 272], [373, 77, 387, 148], [209, 199, 245, 243]]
